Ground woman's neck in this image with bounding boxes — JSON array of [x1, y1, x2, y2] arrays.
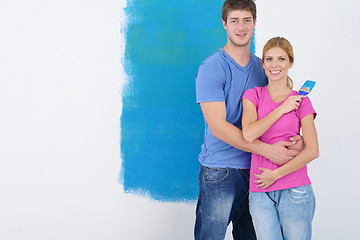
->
[[267, 81, 292, 102]]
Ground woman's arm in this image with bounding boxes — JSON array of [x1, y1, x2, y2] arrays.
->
[[242, 98, 283, 142], [254, 113, 319, 188], [242, 95, 305, 142]]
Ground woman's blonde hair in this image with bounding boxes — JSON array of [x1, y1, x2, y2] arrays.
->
[[262, 37, 294, 89]]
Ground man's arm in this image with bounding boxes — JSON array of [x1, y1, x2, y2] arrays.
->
[[200, 102, 300, 165]]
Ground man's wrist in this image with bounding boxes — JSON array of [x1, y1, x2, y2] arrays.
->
[[253, 140, 271, 158]]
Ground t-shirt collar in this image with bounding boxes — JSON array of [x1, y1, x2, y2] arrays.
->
[[220, 48, 254, 71]]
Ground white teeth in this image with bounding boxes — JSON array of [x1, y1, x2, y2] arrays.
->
[[271, 70, 280, 74]]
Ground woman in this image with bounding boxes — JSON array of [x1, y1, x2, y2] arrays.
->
[[241, 37, 319, 240]]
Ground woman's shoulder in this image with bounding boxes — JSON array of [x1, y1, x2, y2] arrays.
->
[[243, 86, 267, 101], [246, 86, 266, 93], [291, 90, 300, 96]]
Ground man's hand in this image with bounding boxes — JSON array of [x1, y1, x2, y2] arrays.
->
[[266, 141, 299, 165], [265, 135, 304, 166]]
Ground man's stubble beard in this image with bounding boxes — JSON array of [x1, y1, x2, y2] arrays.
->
[[228, 33, 252, 48]]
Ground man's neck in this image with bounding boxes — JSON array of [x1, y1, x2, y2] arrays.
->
[[223, 43, 251, 67]]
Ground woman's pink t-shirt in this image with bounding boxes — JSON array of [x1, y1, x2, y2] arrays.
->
[[242, 86, 317, 192]]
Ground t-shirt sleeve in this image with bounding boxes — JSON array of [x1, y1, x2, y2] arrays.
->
[[298, 96, 317, 120], [196, 60, 226, 103], [241, 88, 258, 108]]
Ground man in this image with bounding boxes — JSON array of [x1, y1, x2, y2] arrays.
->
[[194, 0, 303, 239]]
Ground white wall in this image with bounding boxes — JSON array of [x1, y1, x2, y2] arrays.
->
[[0, 1, 196, 239], [0, 0, 359, 239]]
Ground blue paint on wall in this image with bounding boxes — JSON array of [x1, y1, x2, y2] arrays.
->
[[121, 0, 256, 202]]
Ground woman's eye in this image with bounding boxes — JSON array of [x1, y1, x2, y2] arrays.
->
[[266, 57, 272, 61], [280, 57, 286, 61]]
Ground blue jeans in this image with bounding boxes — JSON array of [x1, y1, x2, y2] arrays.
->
[[249, 185, 316, 240], [194, 165, 256, 240]]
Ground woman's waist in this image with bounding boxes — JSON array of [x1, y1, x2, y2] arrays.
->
[[250, 155, 310, 191]]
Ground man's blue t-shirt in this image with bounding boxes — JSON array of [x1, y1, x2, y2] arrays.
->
[[196, 48, 267, 168]]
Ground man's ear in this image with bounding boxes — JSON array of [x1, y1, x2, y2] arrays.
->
[[222, 20, 227, 30]]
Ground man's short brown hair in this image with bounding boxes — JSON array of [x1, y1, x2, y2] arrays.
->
[[222, 0, 257, 23]]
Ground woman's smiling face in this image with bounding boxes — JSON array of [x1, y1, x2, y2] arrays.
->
[[263, 46, 293, 83]]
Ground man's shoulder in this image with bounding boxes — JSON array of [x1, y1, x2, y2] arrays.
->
[[250, 52, 263, 65], [200, 49, 227, 66], [197, 49, 229, 76]]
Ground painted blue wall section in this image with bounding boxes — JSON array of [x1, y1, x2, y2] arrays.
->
[[121, 0, 256, 202]]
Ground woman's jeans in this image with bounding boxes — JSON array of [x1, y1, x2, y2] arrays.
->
[[194, 165, 256, 240], [249, 184, 316, 240]]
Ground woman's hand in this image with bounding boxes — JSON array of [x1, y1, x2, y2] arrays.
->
[[278, 95, 306, 114], [254, 167, 280, 189]]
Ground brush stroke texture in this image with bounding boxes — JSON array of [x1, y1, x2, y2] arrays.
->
[[121, 0, 255, 202]]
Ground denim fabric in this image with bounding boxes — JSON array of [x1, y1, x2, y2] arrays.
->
[[249, 185, 316, 240], [194, 165, 256, 240]]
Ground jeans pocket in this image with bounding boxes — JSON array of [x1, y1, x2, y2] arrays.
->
[[202, 166, 229, 183], [288, 185, 311, 204]]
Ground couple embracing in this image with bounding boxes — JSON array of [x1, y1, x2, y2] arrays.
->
[[194, 0, 319, 239]]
